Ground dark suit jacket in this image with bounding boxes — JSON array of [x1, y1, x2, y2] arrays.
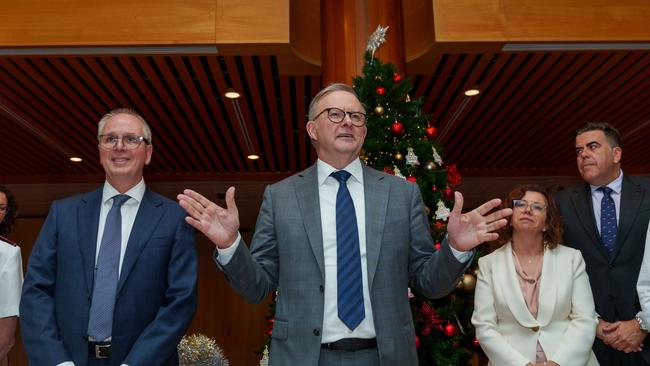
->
[[555, 175, 650, 364], [20, 187, 197, 366], [217, 164, 470, 366]]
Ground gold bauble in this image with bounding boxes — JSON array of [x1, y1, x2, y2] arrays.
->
[[395, 152, 404, 161], [424, 206, 430, 215], [462, 273, 477, 292], [374, 105, 384, 115]]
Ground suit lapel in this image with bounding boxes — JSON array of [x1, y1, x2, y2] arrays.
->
[[117, 189, 164, 293], [612, 176, 643, 260], [363, 166, 388, 290], [536, 247, 556, 327], [78, 188, 103, 295], [295, 165, 325, 280], [570, 184, 610, 260], [498, 243, 538, 327]]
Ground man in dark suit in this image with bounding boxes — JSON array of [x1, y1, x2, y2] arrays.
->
[[556, 122, 650, 365], [20, 109, 198, 366], [178, 83, 512, 365]]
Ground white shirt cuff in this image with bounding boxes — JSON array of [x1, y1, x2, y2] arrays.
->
[[216, 232, 242, 265], [449, 243, 472, 263]]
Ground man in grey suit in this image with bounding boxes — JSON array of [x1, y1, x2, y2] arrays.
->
[[178, 83, 512, 365], [556, 122, 650, 365]]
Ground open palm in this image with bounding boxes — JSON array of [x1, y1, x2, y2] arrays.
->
[[177, 187, 240, 248], [447, 192, 512, 251]]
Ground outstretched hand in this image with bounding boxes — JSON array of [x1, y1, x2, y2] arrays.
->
[[177, 187, 240, 248], [447, 192, 512, 251]]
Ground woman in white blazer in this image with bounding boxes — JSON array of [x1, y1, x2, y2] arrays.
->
[[472, 185, 598, 366]]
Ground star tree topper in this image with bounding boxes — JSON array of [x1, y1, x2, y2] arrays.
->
[[366, 25, 389, 59]]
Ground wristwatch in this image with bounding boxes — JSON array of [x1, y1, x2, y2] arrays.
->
[[636, 316, 648, 332]]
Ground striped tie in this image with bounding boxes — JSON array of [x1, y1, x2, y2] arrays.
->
[[331, 170, 365, 330], [87, 194, 130, 341], [599, 187, 617, 255]]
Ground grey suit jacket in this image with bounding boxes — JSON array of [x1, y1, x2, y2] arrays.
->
[[217, 164, 469, 365], [555, 175, 650, 364]]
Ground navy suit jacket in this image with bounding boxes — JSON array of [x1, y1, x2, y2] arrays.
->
[[20, 187, 197, 366]]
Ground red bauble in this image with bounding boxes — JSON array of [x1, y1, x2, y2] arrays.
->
[[415, 335, 421, 348], [375, 86, 386, 95], [442, 188, 454, 200], [472, 337, 480, 347], [391, 121, 404, 135], [393, 73, 402, 83], [434, 242, 442, 251], [425, 126, 437, 139], [432, 186, 438, 191], [407, 176, 417, 183], [444, 323, 458, 337]]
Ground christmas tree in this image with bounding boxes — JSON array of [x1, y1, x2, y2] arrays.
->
[[352, 26, 479, 365]]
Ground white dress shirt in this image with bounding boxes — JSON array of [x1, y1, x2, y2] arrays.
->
[[57, 180, 145, 366], [0, 238, 22, 318]]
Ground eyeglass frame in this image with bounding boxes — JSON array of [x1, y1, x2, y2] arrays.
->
[[98, 134, 150, 150], [512, 199, 547, 213], [314, 107, 367, 127]]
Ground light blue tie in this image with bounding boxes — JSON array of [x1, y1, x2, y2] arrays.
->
[[331, 170, 365, 330], [599, 187, 617, 255], [87, 194, 130, 341]]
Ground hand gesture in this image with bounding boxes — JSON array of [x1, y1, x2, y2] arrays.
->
[[177, 187, 240, 248], [447, 192, 512, 251]]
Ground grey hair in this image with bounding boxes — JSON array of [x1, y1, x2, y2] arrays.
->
[[307, 83, 363, 121], [97, 108, 152, 145]]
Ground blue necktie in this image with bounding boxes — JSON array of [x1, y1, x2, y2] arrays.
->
[[87, 194, 130, 341], [599, 187, 617, 254], [331, 170, 365, 330]]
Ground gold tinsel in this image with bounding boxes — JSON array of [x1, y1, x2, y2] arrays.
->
[[178, 333, 229, 366]]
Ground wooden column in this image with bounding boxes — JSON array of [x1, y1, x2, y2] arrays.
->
[[321, 0, 406, 85]]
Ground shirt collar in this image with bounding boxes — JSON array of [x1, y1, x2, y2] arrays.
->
[[590, 169, 624, 195], [317, 158, 364, 186], [102, 179, 146, 204]]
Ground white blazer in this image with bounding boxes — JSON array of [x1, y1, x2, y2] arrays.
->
[[472, 243, 599, 366]]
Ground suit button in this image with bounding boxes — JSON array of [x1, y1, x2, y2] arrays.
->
[[319, 285, 324, 293], [531, 326, 539, 332], [313, 329, 320, 336]]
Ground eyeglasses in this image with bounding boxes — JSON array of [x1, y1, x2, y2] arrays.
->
[[0, 205, 7, 213], [513, 199, 547, 214], [98, 134, 149, 150], [314, 107, 367, 127]]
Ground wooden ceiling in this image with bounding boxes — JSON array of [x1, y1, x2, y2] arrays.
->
[[1, 49, 649, 183]]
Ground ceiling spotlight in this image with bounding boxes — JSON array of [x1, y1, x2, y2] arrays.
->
[[70, 157, 83, 162], [464, 88, 480, 97], [247, 154, 260, 160], [225, 88, 240, 99]]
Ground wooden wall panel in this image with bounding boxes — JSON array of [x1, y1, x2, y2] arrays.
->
[[0, 0, 216, 46], [433, 0, 650, 42]]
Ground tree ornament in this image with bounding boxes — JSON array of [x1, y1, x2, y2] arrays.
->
[[415, 335, 420, 348], [425, 126, 437, 139], [375, 86, 386, 96], [444, 323, 458, 337], [374, 105, 384, 115], [434, 242, 442, 251], [393, 166, 405, 178], [435, 200, 450, 221], [472, 337, 480, 347], [462, 273, 477, 292], [393, 73, 402, 83], [391, 121, 404, 135], [442, 187, 454, 200], [394, 152, 404, 161], [425, 160, 436, 171], [405, 147, 420, 166], [431, 185, 438, 192], [366, 25, 389, 59], [432, 147, 444, 165], [407, 176, 417, 183], [424, 206, 430, 215], [405, 94, 411, 102]]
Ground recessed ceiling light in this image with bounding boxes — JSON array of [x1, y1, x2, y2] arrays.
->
[[70, 157, 82, 162], [247, 154, 259, 160], [464, 88, 480, 97], [225, 88, 240, 99]]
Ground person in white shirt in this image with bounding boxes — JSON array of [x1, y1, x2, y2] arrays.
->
[[178, 83, 513, 365], [0, 184, 22, 363]]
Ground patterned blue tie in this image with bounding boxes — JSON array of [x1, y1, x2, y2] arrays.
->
[[331, 170, 365, 330], [87, 194, 130, 341], [599, 187, 617, 254]]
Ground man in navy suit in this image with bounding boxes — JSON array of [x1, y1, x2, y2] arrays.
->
[[20, 109, 198, 366]]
